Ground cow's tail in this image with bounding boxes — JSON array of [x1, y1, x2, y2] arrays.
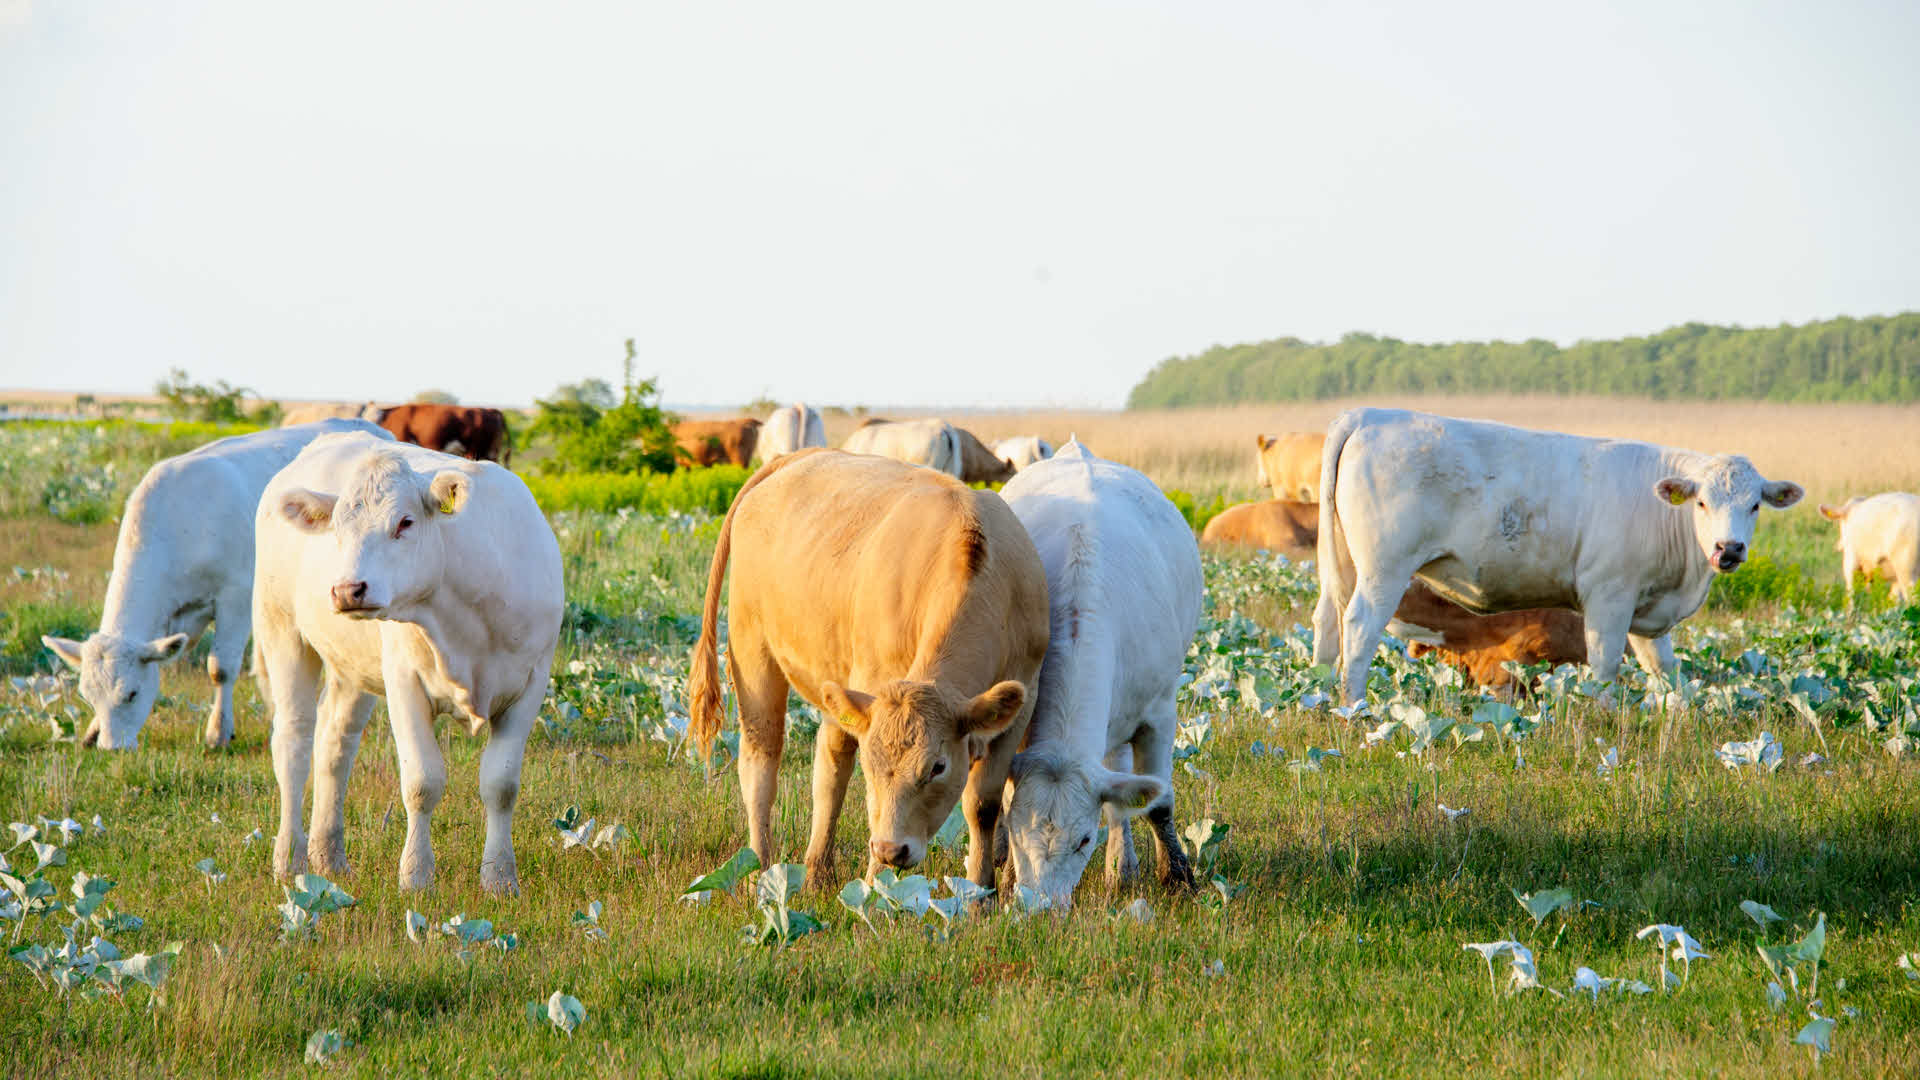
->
[[1315, 409, 1368, 629], [686, 449, 818, 757]]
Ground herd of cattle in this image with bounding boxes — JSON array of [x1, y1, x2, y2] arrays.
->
[[34, 405, 1920, 906]]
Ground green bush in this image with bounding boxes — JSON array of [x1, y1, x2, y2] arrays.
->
[[1163, 488, 1230, 535], [524, 467, 752, 516], [528, 341, 680, 475]]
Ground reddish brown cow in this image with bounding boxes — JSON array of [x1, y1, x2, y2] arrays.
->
[[673, 419, 762, 468], [377, 404, 511, 466], [1396, 581, 1587, 690]]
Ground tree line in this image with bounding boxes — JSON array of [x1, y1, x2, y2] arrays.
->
[[1125, 313, 1920, 407]]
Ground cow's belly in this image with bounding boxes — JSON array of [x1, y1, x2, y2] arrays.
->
[[1414, 556, 1576, 613]]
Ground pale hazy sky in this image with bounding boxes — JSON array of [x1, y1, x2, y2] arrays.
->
[[3, 1, 1916, 408]]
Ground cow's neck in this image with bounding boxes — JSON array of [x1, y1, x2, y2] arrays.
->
[[1645, 450, 1717, 628], [1022, 614, 1115, 763]]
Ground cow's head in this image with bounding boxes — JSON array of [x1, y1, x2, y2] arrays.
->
[[820, 678, 1027, 871], [983, 456, 1018, 485], [1653, 456, 1802, 573], [41, 631, 189, 750], [1254, 434, 1276, 487], [278, 451, 473, 619], [1818, 497, 1866, 552], [1003, 751, 1162, 908]]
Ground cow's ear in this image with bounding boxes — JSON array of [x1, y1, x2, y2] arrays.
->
[[428, 471, 471, 516], [1818, 503, 1846, 521], [1256, 434, 1274, 450], [42, 636, 85, 670], [279, 489, 337, 532], [1096, 770, 1164, 817], [820, 681, 874, 737], [961, 680, 1026, 737], [140, 633, 189, 664], [1761, 480, 1803, 509], [1654, 477, 1698, 507]]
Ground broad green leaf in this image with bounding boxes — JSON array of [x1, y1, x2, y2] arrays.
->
[[546, 991, 586, 1035], [1512, 887, 1574, 927], [1739, 900, 1783, 928], [1794, 1017, 1834, 1056], [1790, 912, 1827, 968], [305, 1030, 349, 1064], [404, 910, 428, 943], [683, 848, 761, 897], [551, 805, 582, 832]]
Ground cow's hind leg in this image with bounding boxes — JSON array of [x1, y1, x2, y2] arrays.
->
[[1628, 633, 1678, 688], [263, 627, 324, 882], [203, 585, 252, 749], [1338, 570, 1416, 706], [730, 641, 790, 875], [477, 661, 547, 895], [307, 675, 376, 877]]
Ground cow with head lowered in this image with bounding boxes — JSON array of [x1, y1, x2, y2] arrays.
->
[[44, 419, 391, 751], [1313, 408, 1802, 705], [255, 432, 562, 894], [1000, 439, 1203, 908], [687, 448, 1048, 890]]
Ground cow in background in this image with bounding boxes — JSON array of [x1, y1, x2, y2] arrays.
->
[[993, 436, 1054, 471], [1256, 432, 1327, 503], [1820, 493, 1920, 610], [759, 403, 826, 460], [673, 418, 762, 468], [378, 404, 511, 466]]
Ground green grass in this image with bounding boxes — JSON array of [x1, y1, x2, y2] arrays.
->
[[3, 508, 1919, 1077]]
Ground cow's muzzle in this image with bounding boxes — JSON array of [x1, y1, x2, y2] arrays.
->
[[1712, 541, 1746, 572], [869, 839, 918, 869], [330, 581, 381, 615]]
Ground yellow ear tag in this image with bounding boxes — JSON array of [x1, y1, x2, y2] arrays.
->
[[1667, 488, 1688, 506], [438, 490, 460, 514], [1130, 789, 1154, 810]]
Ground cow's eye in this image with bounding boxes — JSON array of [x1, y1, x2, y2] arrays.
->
[[1076, 834, 1092, 852], [928, 760, 947, 780], [1696, 500, 1705, 509], [1750, 502, 1760, 513], [123, 691, 137, 704], [393, 516, 414, 538]]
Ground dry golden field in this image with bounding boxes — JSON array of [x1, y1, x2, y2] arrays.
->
[[803, 396, 1920, 504]]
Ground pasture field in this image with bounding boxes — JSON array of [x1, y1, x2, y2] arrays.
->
[[2, 404, 1919, 1077]]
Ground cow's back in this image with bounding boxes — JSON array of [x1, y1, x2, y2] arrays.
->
[[723, 450, 1046, 700], [840, 419, 959, 476], [1200, 499, 1317, 559]]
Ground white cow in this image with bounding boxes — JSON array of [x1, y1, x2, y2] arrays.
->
[[840, 418, 963, 478], [255, 432, 562, 894], [280, 402, 384, 427], [1001, 439, 1203, 907], [1313, 408, 1803, 705], [44, 419, 391, 751], [758, 402, 827, 460], [1819, 493, 1919, 610], [993, 436, 1055, 471]]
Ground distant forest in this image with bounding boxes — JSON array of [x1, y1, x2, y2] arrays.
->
[[1125, 313, 1920, 407]]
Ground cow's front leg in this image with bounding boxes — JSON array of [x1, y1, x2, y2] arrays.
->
[[307, 677, 376, 877], [263, 630, 323, 881], [1133, 698, 1194, 890], [477, 668, 544, 896], [1578, 594, 1635, 688], [962, 727, 1023, 890], [385, 670, 445, 892], [1627, 633, 1678, 686], [1103, 743, 1139, 887], [806, 722, 857, 885]]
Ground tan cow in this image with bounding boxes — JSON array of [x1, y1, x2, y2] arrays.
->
[[1820, 493, 1920, 610], [673, 418, 762, 468], [1396, 582, 1587, 691], [1256, 432, 1327, 502], [1200, 499, 1318, 559], [281, 402, 382, 427], [688, 449, 1048, 889], [953, 426, 1016, 485]]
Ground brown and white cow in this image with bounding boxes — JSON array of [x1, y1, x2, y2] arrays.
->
[[673, 418, 762, 468], [1200, 499, 1318, 560], [378, 404, 512, 466], [687, 449, 1048, 889], [1819, 493, 1920, 610], [1256, 432, 1327, 502]]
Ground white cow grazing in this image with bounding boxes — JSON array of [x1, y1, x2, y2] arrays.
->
[[840, 418, 963, 478], [1001, 439, 1203, 907], [759, 402, 827, 460], [993, 436, 1055, 471], [1313, 408, 1803, 705], [1819, 493, 1920, 610], [255, 432, 562, 894], [44, 419, 391, 751]]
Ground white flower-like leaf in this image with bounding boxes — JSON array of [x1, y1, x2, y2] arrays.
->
[[404, 910, 428, 944], [1740, 900, 1784, 928], [545, 991, 586, 1035]]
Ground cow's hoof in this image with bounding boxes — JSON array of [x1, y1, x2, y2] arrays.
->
[[805, 858, 837, 889], [202, 729, 232, 750], [273, 839, 308, 882], [311, 850, 351, 878], [480, 858, 519, 897]]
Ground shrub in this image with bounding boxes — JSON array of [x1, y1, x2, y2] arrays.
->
[[154, 369, 255, 424], [529, 341, 680, 475], [523, 467, 752, 516]]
